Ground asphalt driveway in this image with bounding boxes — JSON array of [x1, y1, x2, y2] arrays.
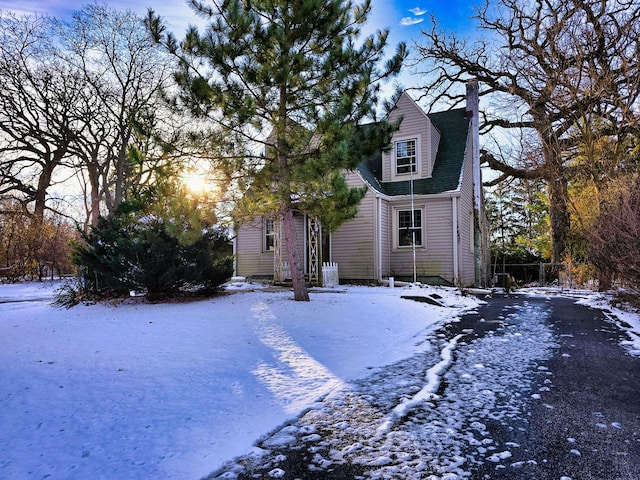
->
[[208, 293, 640, 479], [481, 295, 640, 480]]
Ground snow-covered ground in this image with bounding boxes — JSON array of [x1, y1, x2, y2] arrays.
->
[[521, 285, 640, 357], [1, 281, 638, 480], [0, 280, 477, 479]]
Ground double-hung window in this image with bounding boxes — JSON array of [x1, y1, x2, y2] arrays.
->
[[395, 139, 417, 175], [264, 218, 276, 252], [398, 209, 423, 248]]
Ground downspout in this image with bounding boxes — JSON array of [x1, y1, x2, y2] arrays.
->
[[452, 196, 459, 286], [410, 164, 417, 283], [376, 194, 383, 283], [232, 228, 238, 276]]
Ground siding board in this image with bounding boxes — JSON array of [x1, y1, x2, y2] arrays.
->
[[332, 172, 376, 279], [388, 198, 454, 282]]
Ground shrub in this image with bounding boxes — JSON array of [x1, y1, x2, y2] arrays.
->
[[588, 176, 640, 291], [70, 204, 233, 302]]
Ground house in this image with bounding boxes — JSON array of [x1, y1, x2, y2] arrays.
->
[[233, 80, 490, 287]]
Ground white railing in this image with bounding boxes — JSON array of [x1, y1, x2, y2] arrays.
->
[[322, 262, 339, 288], [279, 261, 339, 286], [281, 261, 292, 280]]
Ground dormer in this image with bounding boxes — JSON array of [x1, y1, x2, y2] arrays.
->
[[381, 92, 441, 182]]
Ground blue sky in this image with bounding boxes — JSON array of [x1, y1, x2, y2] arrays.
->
[[3, 0, 479, 43], [2, 0, 480, 93]]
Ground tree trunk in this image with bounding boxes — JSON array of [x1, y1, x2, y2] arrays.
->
[[90, 182, 101, 228], [598, 270, 612, 292], [33, 162, 54, 220], [114, 147, 127, 208], [281, 202, 309, 301], [547, 173, 570, 265]]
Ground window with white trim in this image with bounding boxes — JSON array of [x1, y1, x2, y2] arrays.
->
[[398, 208, 423, 247], [264, 218, 275, 252], [395, 139, 417, 175]]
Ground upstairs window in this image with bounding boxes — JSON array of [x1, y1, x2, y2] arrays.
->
[[396, 139, 417, 175]]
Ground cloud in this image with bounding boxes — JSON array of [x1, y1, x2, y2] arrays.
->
[[409, 7, 427, 16], [400, 16, 425, 26]]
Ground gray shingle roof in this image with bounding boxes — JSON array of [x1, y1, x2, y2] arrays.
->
[[356, 107, 470, 196]]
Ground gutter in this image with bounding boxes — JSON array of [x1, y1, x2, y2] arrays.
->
[[377, 194, 383, 282]]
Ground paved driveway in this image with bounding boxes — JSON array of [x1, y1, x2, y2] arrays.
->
[[482, 295, 640, 480], [208, 294, 640, 479]]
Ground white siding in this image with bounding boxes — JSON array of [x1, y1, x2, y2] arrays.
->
[[235, 218, 274, 277], [388, 197, 454, 282], [380, 200, 391, 278], [458, 133, 476, 286], [235, 213, 307, 278]]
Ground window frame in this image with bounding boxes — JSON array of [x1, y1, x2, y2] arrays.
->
[[394, 206, 425, 250], [392, 135, 421, 180], [263, 217, 276, 253]]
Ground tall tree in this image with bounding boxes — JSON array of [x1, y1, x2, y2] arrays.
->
[[57, 4, 175, 216], [0, 13, 80, 220], [148, 0, 406, 300], [588, 175, 640, 290], [414, 0, 640, 264], [487, 177, 550, 260]]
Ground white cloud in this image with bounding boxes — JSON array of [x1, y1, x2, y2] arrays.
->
[[400, 16, 424, 26], [409, 7, 428, 16]]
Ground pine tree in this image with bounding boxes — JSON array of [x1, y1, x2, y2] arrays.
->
[[147, 0, 406, 300]]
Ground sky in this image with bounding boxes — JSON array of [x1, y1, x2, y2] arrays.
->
[[1, 0, 481, 92], [2, 0, 479, 34]]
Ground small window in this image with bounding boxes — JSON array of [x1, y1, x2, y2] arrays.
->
[[264, 218, 275, 252], [398, 209, 422, 247], [396, 139, 417, 175]]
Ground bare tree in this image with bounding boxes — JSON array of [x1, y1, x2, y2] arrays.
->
[[57, 4, 175, 216], [589, 175, 640, 290], [414, 0, 640, 263], [0, 13, 81, 220]]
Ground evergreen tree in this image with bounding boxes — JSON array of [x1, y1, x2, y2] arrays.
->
[[147, 0, 406, 301], [72, 207, 141, 296], [71, 183, 233, 302]]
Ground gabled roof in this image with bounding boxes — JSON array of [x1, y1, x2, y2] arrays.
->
[[356, 107, 470, 196]]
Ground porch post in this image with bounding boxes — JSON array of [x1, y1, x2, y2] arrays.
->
[[307, 216, 321, 285], [273, 214, 283, 283]]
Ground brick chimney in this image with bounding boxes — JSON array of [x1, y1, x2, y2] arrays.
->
[[465, 78, 488, 287], [466, 78, 479, 119]]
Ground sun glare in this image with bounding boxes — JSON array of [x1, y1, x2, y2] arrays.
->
[[183, 171, 208, 195]]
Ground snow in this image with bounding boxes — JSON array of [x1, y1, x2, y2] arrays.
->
[[0, 281, 476, 479], [576, 292, 640, 356], [377, 333, 465, 436], [2, 282, 639, 479]]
